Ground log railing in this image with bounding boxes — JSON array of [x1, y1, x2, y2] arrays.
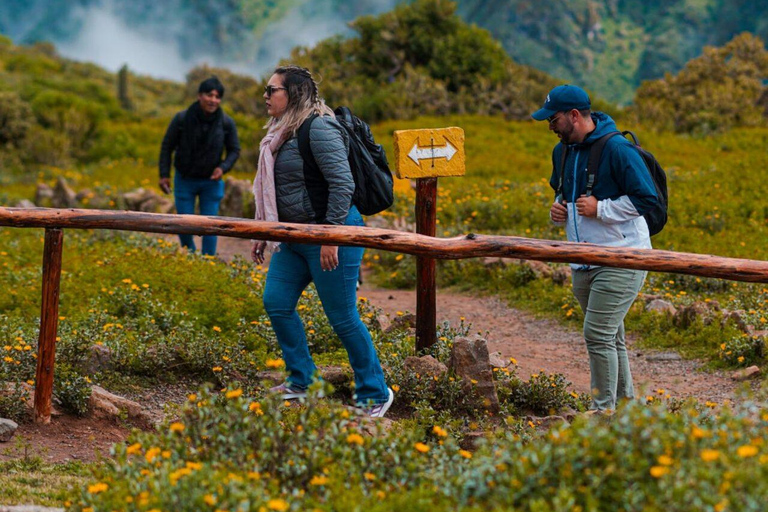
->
[[2, 206, 768, 423]]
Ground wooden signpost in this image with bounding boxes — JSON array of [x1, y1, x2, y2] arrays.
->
[[393, 127, 465, 352]]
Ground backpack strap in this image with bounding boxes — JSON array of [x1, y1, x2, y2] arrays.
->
[[585, 131, 621, 197], [557, 146, 568, 199]]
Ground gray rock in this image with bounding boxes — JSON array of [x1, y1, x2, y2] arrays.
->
[[219, 178, 254, 218], [520, 259, 553, 279], [645, 352, 683, 362], [384, 313, 416, 334], [646, 299, 677, 315], [0, 418, 19, 442], [75, 188, 93, 202], [81, 344, 113, 374], [731, 366, 761, 381], [721, 309, 751, 333], [525, 415, 567, 430], [488, 351, 509, 369], [321, 366, 352, 386], [13, 199, 36, 209], [673, 301, 715, 328], [34, 183, 54, 206], [89, 386, 151, 427], [403, 355, 448, 378], [449, 335, 499, 412], [551, 266, 572, 285], [51, 177, 77, 208]]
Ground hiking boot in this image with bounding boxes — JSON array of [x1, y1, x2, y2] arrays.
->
[[269, 382, 308, 400], [362, 387, 394, 418]]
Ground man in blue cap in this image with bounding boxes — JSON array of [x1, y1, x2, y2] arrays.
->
[[532, 85, 660, 412]]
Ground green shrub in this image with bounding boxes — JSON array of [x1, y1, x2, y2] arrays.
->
[[718, 334, 765, 367], [54, 364, 92, 417], [73, 385, 768, 511], [0, 91, 33, 146]]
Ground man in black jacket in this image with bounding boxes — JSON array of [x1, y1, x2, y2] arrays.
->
[[159, 77, 240, 255]]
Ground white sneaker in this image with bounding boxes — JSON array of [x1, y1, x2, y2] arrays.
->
[[365, 388, 394, 418]]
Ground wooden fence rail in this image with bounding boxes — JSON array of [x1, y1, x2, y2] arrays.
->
[[2, 206, 768, 424], [2, 207, 768, 281]]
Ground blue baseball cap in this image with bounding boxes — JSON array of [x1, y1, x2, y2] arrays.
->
[[531, 85, 591, 121]]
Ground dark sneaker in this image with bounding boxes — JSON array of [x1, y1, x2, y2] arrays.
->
[[270, 382, 307, 400], [364, 388, 394, 418]]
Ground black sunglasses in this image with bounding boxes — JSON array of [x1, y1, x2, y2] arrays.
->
[[264, 85, 287, 97]]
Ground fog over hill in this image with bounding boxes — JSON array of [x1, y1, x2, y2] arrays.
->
[[2, 0, 767, 103], [0, 0, 398, 80]]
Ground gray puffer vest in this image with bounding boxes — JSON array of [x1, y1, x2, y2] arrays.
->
[[274, 115, 354, 225]]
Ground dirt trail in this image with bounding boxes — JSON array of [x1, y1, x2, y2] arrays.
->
[[216, 236, 738, 404]]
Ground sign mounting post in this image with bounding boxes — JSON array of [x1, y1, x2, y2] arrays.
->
[[394, 127, 465, 352]]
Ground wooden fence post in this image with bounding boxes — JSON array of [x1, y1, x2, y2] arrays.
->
[[34, 228, 64, 424], [415, 178, 438, 352]]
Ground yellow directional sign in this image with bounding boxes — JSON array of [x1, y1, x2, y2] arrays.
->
[[393, 127, 465, 179]]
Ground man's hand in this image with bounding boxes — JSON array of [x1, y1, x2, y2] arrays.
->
[[251, 241, 266, 265], [320, 245, 339, 271], [159, 178, 171, 194], [575, 195, 598, 218], [210, 167, 224, 180], [550, 200, 568, 223]]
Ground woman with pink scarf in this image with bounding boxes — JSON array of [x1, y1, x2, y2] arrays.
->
[[251, 66, 393, 418]]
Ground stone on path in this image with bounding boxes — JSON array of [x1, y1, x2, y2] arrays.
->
[[731, 366, 761, 382], [89, 386, 151, 426], [645, 299, 676, 315], [51, 177, 77, 208], [449, 335, 499, 412], [403, 355, 447, 378], [0, 418, 18, 442], [645, 352, 683, 362]]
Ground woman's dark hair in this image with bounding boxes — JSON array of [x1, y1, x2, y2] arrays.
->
[[198, 76, 225, 98]]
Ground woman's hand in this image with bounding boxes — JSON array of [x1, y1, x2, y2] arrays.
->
[[251, 241, 266, 264], [320, 245, 339, 271]]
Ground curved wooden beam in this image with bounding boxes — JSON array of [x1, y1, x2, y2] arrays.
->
[[1, 207, 767, 282]]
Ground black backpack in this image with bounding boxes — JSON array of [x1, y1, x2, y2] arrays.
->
[[559, 130, 668, 236], [298, 107, 394, 220]]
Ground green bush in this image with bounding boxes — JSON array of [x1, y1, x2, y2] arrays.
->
[[73, 385, 768, 511], [0, 91, 33, 146], [718, 334, 765, 367], [54, 364, 92, 417]]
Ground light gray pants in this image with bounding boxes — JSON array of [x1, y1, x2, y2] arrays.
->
[[572, 266, 646, 411]]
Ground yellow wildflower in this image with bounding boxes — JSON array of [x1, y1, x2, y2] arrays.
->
[[346, 433, 365, 446], [309, 475, 328, 486], [414, 442, 430, 453], [225, 388, 243, 399], [701, 449, 720, 462], [459, 450, 473, 459], [649, 466, 668, 478], [169, 422, 185, 433], [87, 482, 108, 494], [267, 499, 289, 511], [737, 445, 758, 458]]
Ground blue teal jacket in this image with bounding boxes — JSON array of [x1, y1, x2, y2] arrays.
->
[[548, 112, 659, 266]]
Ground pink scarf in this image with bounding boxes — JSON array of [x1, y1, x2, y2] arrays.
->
[[253, 123, 290, 253]]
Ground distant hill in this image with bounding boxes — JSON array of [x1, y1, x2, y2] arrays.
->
[[1, 0, 767, 104], [455, 0, 768, 104]]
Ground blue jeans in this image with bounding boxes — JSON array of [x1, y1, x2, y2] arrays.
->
[[173, 174, 225, 255], [263, 207, 389, 405]]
